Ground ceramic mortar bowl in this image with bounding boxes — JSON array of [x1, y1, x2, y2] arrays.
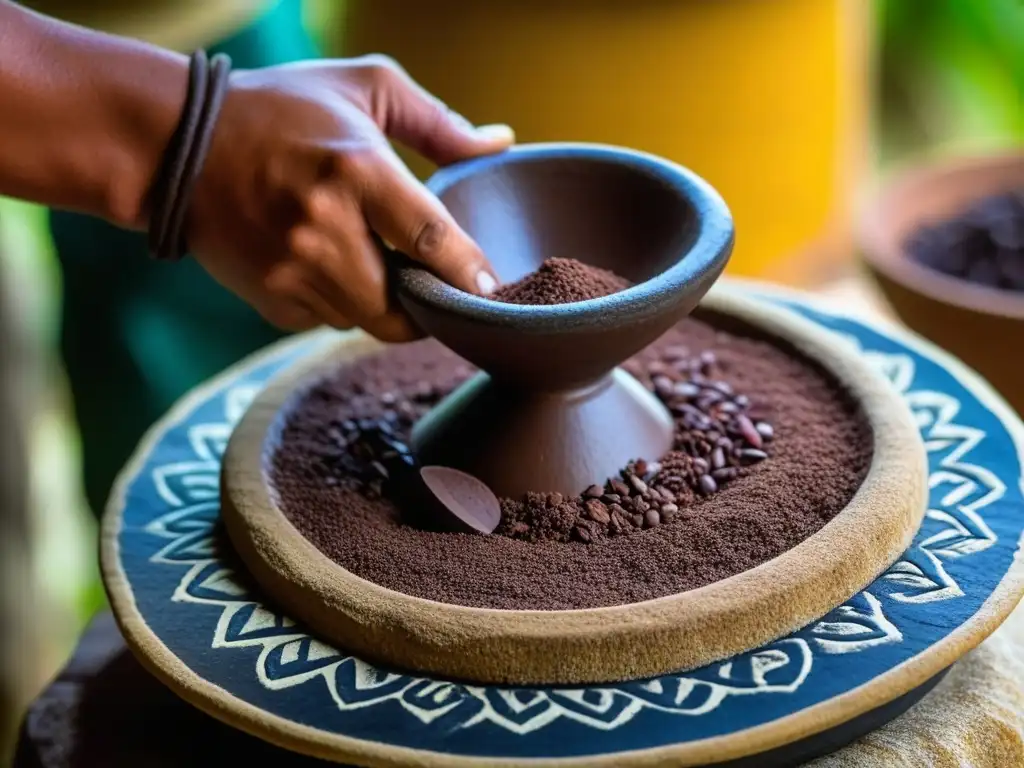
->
[[859, 151, 1024, 413], [396, 142, 734, 499]]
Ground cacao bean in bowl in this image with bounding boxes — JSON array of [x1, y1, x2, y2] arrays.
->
[[859, 150, 1024, 412], [221, 285, 929, 686]]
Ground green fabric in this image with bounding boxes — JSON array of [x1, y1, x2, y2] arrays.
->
[[49, 0, 319, 516]]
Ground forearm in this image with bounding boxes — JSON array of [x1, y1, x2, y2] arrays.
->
[[0, 0, 187, 227]]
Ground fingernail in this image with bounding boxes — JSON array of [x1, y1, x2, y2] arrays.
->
[[476, 270, 498, 295], [475, 124, 516, 143], [447, 109, 475, 131]]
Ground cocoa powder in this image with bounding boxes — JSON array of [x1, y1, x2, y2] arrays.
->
[[492, 257, 631, 305], [496, 345, 775, 544], [271, 315, 872, 610]]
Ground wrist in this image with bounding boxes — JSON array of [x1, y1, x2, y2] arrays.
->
[[147, 51, 233, 262], [96, 44, 191, 229], [0, 2, 191, 229]]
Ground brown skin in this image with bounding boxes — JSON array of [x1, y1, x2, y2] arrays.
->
[[0, 1, 512, 342]]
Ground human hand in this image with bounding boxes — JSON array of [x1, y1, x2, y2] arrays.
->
[[186, 55, 513, 342]]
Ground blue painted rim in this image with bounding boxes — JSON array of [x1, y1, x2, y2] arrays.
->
[[103, 283, 1024, 766], [396, 143, 735, 332]]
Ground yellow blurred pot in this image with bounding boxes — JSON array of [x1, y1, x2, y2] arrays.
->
[[341, 0, 871, 285]]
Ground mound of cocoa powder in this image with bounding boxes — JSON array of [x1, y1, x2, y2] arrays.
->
[[271, 316, 872, 610], [492, 257, 631, 305]]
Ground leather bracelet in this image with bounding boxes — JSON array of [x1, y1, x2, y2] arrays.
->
[[147, 50, 233, 262], [147, 50, 207, 261]]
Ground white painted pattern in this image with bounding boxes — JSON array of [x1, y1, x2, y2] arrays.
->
[[829, 332, 1004, 606], [138, 335, 1003, 734]]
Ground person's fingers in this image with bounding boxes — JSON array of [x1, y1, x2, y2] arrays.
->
[[254, 293, 321, 332], [359, 156, 498, 297], [297, 193, 423, 342], [353, 55, 514, 166], [289, 217, 373, 320], [294, 276, 355, 332], [361, 310, 423, 344]]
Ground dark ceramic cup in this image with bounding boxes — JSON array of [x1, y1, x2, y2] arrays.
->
[[397, 143, 734, 499]]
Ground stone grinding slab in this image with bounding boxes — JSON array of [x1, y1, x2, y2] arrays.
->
[[100, 281, 1024, 767], [219, 287, 926, 685]]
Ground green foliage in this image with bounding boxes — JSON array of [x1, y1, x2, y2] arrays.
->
[[303, 0, 345, 56], [878, 0, 1024, 161]]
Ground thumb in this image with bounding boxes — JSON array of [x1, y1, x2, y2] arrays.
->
[[366, 59, 515, 166]]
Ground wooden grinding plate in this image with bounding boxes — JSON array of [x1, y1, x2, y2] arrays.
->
[[218, 288, 928, 686]]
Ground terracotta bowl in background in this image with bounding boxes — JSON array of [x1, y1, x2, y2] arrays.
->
[[859, 151, 1024, 412]]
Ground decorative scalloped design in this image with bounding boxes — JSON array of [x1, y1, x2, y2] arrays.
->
[[137, 333, 1002, 735]]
